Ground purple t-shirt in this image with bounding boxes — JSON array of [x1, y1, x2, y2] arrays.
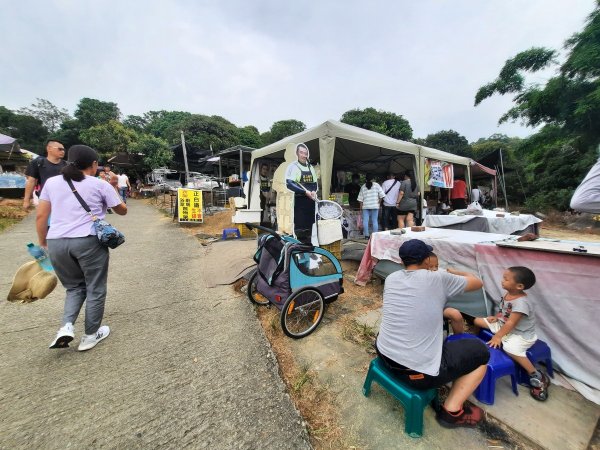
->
[[40, 175, 122, 239]]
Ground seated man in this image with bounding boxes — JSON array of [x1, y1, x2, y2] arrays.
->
[[376, 239, 490, 428]]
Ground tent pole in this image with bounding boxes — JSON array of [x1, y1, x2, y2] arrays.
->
[[499, 149, 508, 210], [239, 148, 243, 186], [180, 130, 190, 186]]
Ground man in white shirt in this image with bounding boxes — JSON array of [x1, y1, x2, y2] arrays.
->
[[116, 171, 131, 204], [381, 173, 401, 230]]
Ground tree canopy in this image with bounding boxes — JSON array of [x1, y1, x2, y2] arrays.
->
[[475, 1, 600, 211], [340, 107, 413, 140], [415, 130, 472, 158], [18, 98, 71, 133]]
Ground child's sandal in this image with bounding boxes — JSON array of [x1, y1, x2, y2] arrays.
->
[[530, 373, 550, 401]]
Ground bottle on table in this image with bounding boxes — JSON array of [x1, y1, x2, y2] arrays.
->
[[26, 242, 53, 271]]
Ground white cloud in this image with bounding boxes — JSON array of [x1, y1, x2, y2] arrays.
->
[[1, 0, 596, 141]]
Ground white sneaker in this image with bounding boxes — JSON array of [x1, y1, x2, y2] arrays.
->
[[78, 325, 110, 351], [49, 323, 75, 349]]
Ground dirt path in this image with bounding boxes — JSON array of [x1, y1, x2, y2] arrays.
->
[[0, 200, 310, 449]]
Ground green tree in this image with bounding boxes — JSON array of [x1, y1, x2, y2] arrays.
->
[[80, 120, 137, 157], [17, 98, 71, 133], [474, 2, 600, 211], [267, 119, 306, 144], [415, 130, 472, 158], [123, 114, 148, 133], [74, 98, 120, 130], [52, 119, 82, 150], [236, 125, 263, 148], [130, 134, 173, 169], [0, 106, 48, 153], [340, 107, 412, 140], [144, 110, 192, 144], [181, 114, 239, 151]]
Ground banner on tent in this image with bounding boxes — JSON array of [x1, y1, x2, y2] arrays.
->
[[425, 159, 454, 188]]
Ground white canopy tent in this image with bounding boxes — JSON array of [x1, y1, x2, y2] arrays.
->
[[248, 120, 473, 209]]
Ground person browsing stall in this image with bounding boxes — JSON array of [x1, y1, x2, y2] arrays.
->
[[376, 239, 490, 428], [345, 173, 361, 209], [381, 173, 400, 230], [396, 170, 419, 228], [357, 174, 384, 238], [285, 143, 318, 243]]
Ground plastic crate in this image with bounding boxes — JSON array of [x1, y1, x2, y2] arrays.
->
[[320, 240, 342, 260], [236, 223, 259, 238]]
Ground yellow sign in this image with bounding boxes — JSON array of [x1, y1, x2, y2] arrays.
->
[[177, 188, 203, 223]]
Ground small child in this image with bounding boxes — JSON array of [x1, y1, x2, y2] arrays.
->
[[428, 253, 465, 335], [474, 266, 549, 401]]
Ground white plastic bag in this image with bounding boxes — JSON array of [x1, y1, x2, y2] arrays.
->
[[466, 201, 483, 215]]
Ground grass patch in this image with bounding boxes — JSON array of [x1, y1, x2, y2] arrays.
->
[[254, 300, 352, 449], [0, 202, 29, 233], [341, 317, 377, 352]]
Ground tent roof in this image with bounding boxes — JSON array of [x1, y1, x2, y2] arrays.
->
[[251, 120, 472, 166]]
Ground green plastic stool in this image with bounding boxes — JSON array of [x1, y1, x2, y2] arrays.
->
[[363, 357, 438, 438]]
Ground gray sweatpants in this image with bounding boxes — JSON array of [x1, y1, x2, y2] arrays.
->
[[47, 236, 110, 335]]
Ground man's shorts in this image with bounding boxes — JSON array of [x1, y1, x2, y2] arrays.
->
[[376, 339, 490, 390], [483, 318, 537, 357]]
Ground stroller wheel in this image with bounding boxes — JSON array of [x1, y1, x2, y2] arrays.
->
[[281, 289, 324, 339], [247, 272, 270, 306]]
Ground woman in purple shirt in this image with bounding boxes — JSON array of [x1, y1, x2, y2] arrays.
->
[[37, 145, 127, 351]]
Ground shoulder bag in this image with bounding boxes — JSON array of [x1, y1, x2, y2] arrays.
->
[[66, 179, 125, 249]]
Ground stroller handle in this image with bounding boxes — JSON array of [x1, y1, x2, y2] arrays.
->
[[244, 222, 282, 239]]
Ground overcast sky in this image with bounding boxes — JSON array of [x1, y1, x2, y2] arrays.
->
[[2, 0, 596, 142]]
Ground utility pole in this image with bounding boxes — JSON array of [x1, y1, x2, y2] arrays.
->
[[180, 130, 190, 186]]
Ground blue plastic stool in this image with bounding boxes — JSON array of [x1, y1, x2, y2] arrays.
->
[[363, 357, 438, 438], [448, 332, 518, 405], [517, 340, 554, 385], [222, 227, 241, 240], [478, 330, 554, 386], [475, 346, 519, 404]]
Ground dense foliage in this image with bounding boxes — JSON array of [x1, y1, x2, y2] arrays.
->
[[475, 1, 600, 211], [340, 107, 413, 140]]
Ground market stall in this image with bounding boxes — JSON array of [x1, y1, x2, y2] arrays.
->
[[355, 228, 600, 402], [245, 120, 474, 238], [425, 209, 542, 235]]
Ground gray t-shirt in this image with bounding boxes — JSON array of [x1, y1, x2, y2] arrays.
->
[[377, 270, 467, 376], [497, 296, 537, 340]]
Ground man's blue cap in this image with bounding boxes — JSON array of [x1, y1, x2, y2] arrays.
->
[[399, 239, 433, 262]]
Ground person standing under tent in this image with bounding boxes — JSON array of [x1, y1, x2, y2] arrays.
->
[[471, 187, 481, 204], [450, 176, 468, 210], [285, 143, 318, 244], [396, 170, 419, 228], [357, 174, 385, 238], [345, 173, 361, 209], [381, 173, 400, 230]]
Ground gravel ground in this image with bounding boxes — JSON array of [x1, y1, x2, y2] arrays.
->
[[0, 200, 311, 449]]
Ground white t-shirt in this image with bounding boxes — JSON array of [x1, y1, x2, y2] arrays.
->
[[377, 269, 466, 376], [117, 174, 129, 188], [381, 178, 401, 206], [472, 188, 481, 203]]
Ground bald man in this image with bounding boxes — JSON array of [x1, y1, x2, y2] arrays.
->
[[23, 140, 67, 210]]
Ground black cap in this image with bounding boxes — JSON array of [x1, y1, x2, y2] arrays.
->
[[399, 239, 433, 262], [68, 145, 98, 170]]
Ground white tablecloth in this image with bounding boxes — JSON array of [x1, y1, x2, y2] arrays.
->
[[425, 209, 542, 235]]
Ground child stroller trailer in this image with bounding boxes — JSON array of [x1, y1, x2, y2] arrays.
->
[[246, 223, 344, 338]]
